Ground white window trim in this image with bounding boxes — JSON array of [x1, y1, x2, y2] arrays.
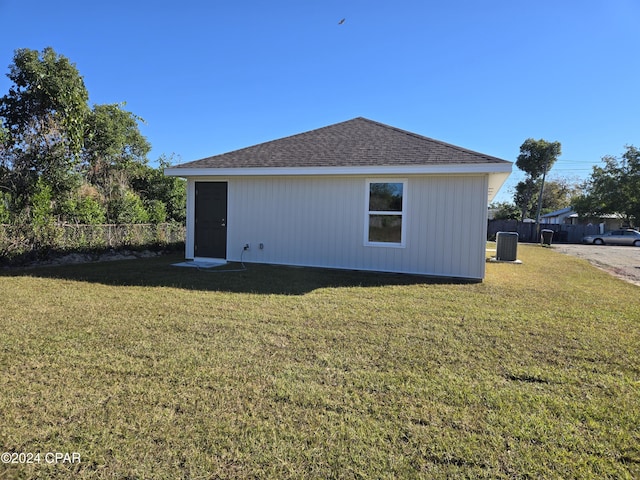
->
[[364, 178, 407, 248]]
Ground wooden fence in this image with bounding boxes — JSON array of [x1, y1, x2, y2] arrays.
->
[[487, 220, 601, 243]]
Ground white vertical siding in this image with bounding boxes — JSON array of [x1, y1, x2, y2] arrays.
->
[[227, 176, 363, 268], [183, 174, 489, 279]]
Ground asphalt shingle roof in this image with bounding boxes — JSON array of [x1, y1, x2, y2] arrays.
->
[[172, 117, 509, 169]]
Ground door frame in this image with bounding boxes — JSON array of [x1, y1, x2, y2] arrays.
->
[[193, 181, 228, 261]]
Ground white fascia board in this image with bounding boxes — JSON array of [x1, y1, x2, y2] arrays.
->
[[487, 171, 511, 203], [164, 163, 512, 178]]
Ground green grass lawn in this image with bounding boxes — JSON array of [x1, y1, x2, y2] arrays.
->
[[0, 245, 638, 479]]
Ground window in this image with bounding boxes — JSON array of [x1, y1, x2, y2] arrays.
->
[[365, 179, 407, 247]]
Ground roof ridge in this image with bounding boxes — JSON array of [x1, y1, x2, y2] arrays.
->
[[194, 117, 364, 162], [173, 117, 511, 169], [355, 117, 506, 162]]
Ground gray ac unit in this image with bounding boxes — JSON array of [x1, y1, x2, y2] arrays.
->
[[496, 231, 518, 261]]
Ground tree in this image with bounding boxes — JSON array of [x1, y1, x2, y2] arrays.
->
[[29, 177, 60, 248], [145, 199, 167, 224], [514, 177, 540, 220], [82, 102, 150, 193], [1, 46, 184, 238], [489, 201, 519, 220], [0, 47, 89, 210], [513, 176, 579, 221], [540, 178, 581, 213], [573, 145, 640, 227], [0, 192, 10, 223], [129, 155, 186, 223], [107, 190, 149, 224], [514, 138, 562, 221], [59, 184, 106, 224]]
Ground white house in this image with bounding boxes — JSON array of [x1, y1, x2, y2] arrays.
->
[[540, 207, 577, 225], [541, 207, 622, 232], [164, 117, 512, 281]]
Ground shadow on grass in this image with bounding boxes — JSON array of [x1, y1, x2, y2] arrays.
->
[[1, 252, 473, 295]]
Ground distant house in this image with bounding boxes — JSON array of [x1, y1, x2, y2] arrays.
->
[[540, 207, 577, 225], [164, 117, 512, 281], [541, 207, 621, 231]]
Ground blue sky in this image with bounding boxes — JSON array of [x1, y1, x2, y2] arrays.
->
[[1, 0, 639, 203]]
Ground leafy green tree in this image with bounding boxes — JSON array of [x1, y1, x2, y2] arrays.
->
[[30, 178, 53, 226], [540, 178, 581, 213], [82, 102, 150, 193], [145, 199, 167, 224], [131, 155, 186, 223], [29, 177, 61, 248], [107, 190, 149, 224], [573, 146, 640, 226], [513, 177, 580, 220], [70, 196, 106, 224], [514, 139, 562, 220], [0, 47, 89, 210], [0, 124, 9, 192], [489, 201, 520, 220], [514, 177, 540, 220], [1, 46, 182, 236], [60, 184, 106, 224], [0, 191, 11, 223]]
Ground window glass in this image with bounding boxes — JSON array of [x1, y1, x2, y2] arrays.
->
[[369, 183, 403, 212], [366, 181, 406, 246], [368, 215, 402, 243]]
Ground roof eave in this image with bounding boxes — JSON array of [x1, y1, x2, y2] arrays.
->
[[487, 171, 511, 203], [164, 163, 512, 178]]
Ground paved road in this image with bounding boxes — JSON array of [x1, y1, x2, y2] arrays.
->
[[553, 244, 640, 286]]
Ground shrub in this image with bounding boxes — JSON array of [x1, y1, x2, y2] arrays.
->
[[146, 199, 167, 224], [107, 190, 149, 224]]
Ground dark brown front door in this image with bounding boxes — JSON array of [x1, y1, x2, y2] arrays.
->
[[194, 182, 227, 258]]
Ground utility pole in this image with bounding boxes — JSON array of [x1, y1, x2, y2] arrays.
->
[[534, 153, 550, 241]]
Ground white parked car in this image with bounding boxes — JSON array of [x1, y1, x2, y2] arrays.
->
[[582, 229, 640, 246]]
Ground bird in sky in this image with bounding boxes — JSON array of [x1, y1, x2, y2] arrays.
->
[[338, 18, 345, 25]]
